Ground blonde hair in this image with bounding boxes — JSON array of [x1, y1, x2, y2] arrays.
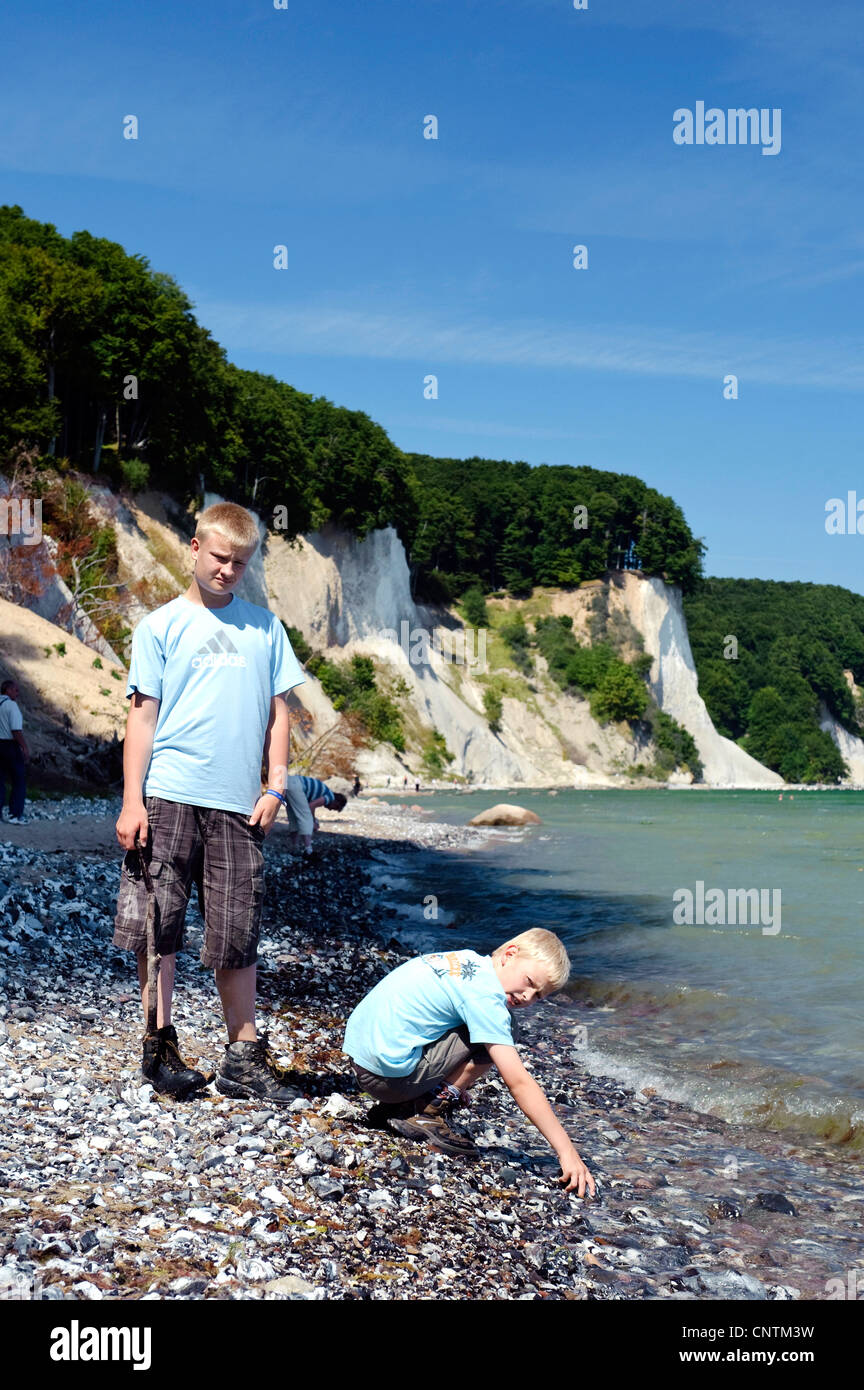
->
[[195, 502, 260, 553], [492, 928, 570, 992]]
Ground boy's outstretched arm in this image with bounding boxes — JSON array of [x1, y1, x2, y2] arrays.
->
[[487, 1043, 596, 1198]]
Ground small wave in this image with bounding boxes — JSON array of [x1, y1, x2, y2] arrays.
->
[[576, 1045, 864, 1151]]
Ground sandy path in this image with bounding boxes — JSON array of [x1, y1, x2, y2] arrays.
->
[[0, 815, 121, 856]]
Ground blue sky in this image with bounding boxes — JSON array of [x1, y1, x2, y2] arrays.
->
[[1, 0, 862, 590]]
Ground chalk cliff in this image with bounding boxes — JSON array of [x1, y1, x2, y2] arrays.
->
[[262, 524, 782, 788], [619, 574, 783, 787], [2, 481, 789, 788]]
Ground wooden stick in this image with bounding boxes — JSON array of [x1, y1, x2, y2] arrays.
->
[[136, 835, 161, 1037]]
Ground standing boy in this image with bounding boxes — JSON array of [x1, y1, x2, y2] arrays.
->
[[343, 929, 595, 1196], [114, 502, 305, 1101]]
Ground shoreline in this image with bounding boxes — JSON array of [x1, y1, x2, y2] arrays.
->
[[0, 798, 861, 1301]]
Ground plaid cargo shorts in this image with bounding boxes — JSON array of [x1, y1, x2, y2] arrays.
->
[[352, 1025, 494, 1103], [113, 796, 265, 969]]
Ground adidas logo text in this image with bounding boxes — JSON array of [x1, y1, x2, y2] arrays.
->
[[191, 630, 246, 669]]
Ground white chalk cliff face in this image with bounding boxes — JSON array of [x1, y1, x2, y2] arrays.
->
[[620, 574, 783, 787], [265, 526, 534, 783], [264, 525, 782, 788], [819, 701, 864, 783]]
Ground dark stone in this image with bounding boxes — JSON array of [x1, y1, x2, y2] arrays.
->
[[369, 1235, 399, 1256], [180, 1279, 209, 1296], [77, 1230, 99, 1253], [755, 1192, 797, 1216], [308, 1177, 344, 1200], [707, 1198, 742, 1221], [309, 1137, 336, 1164]]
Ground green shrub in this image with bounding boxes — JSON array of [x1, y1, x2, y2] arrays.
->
[[421, 728, 454, 775], [461, 585, 489, 628], [307, 650, 405, 750], [284, 624, 312, 664], [565, 643, 615, 693], [590, 662, 648, 723], [651, 710, 703, 778], [119, 457, 150, 492], [499, 612, 532, 674], [483, 686, 503, 733]]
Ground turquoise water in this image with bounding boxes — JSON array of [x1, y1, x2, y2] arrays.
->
[[370, 789, 864, 1150]]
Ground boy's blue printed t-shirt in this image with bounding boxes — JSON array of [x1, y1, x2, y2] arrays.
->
[[344, 949, 514, 1076], [126, 594, 305, 815]]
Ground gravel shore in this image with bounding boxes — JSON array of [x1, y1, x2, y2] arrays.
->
[[0, 797, 860, 1301]]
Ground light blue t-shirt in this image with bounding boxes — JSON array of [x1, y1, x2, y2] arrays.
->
[[126, 594, 305, 815], [344, 949, 514, 1077]]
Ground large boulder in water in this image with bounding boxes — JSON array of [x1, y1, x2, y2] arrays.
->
[[468, 803, 542, 827]]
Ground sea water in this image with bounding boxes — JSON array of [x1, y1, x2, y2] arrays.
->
[[370, 789, 864, 1151]]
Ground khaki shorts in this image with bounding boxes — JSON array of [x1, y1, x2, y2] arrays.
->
[[113, 796, 265, 969], [352, 1025, 493, 1102]]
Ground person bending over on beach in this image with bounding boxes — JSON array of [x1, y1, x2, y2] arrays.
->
[[343, 928, 595, 1196], [113, 502, 306, 1102], [281, 774, 347, 856]]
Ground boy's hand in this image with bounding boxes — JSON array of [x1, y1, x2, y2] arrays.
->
[[248, 793, 280, 836], [558, 1146, 596, 1198], [487, 1044, 597, 1199], [117, 802, 149, 851]]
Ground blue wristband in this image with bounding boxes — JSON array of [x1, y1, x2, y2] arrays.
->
[[265, 789, 285, 806]]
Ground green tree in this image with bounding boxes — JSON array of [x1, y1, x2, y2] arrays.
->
[[461, 585, 489, 628], [590, 662, 648, 723]]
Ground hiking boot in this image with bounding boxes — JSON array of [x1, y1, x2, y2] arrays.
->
[[141, 1025, 210, 1098], [216, 1031, 300, 1105], [389, 1088, 479, 1159]]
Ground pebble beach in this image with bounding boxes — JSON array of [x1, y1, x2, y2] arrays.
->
[[0, 796, 861, 1302]]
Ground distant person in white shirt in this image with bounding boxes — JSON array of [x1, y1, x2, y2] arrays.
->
[[0, 679, 29, 825]]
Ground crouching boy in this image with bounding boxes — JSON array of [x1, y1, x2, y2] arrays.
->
[[343, 929, 595, 1196]]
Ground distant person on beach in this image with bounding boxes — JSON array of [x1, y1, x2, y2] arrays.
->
[[343, 928, 595, 1196], [0, 678, 30, 825], [282, 774, 347, 855], [113, 502, 306, 1102], [352, 775, 362, 797]]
